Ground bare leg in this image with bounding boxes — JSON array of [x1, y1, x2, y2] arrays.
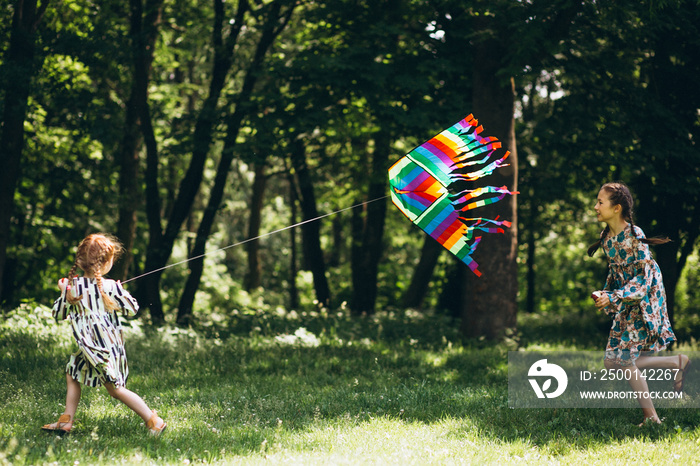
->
[[43, 373, 81, 429], [605, 359, 660, 424], [64, 373, 81, 420], [637, 354, 690, 392], [635, 354, 688, 371], [627, 366, 661, 424], [104, 383, 152, 422]]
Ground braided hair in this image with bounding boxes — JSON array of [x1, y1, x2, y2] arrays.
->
[[65, 233, 124, 310], [587, 182, 671, 257]]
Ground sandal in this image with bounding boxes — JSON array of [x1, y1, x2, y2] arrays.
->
[[146, 410, 166, 436], [41, 414, 73, 434], [674, 354, 691, 393]]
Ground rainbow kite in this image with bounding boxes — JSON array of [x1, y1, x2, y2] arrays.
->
[[388, 114, 517, 276]]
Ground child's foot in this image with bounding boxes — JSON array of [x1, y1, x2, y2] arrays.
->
[[638, 416, 662, 427], [146, 410, 166, 436], [674, 354, 691, 393], [41, 414, 73, 434]]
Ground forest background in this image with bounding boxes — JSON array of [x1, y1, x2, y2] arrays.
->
[[1, 0, 700, 343]]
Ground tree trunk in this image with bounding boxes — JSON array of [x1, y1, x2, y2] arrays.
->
[[459, 29, 518, 340], [243, 164, 267, 291], [113, 0, 164, 281], [290, 140, 331, 307], [402, 237, 442, 309], [438, 261, 467, 319], [140, 0, 249, 324], [525, 194, 536, 314], [328, 215, 343, 268], [175, 0, 296, 324], [175, 141, 241, 326], [288, 173, 299, 309], [350, 133, 390, 315], [0, 0, 49, 305]]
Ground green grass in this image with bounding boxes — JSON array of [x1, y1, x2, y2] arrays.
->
[[1, 304, 699, 465]]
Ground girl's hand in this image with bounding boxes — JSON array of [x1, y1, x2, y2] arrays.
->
[[593, 291, 610, 310], [58, 278, 68, 292]]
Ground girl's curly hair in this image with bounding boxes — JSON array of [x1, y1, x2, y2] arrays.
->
[[66, 233, 124, 310]]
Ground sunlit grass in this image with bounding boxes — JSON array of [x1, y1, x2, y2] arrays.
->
[[1, 304, 699, 465]]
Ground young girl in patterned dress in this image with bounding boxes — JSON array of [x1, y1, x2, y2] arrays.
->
[[41, 233, 166, 435], [588, 182, 690, 426]]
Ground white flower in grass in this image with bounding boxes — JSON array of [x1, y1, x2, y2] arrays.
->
[[294, 327, 320, 347], [274, 327, 320, 347]]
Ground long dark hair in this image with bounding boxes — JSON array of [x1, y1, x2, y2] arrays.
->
[[587, 182, 671, 257]]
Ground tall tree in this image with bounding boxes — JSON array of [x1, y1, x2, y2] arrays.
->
[[548, 0, 700, 322], [619, 2, 700, 324], [461, 72, 519, 339], [288, 0, 445, 314], [243, 163, 268, 292], [350, 132, 391, 314], [0, 0, 49, 305], [140, 0, 249, 324], [431, 0, 586, 338], [176, 0, 297, 325], [112, 0, 165, 280], [508, 0, 700, 322], [289, 139, 331, 307]]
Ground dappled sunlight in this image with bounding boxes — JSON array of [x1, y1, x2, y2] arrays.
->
[[2, 305, 700, 464]]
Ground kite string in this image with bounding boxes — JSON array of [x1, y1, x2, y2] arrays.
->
[[122, 195, 389, 284]]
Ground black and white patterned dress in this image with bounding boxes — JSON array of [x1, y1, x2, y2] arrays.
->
[[52, 278, 139, 387]]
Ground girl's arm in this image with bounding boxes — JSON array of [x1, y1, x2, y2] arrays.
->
[[110, 280, 139, 316], [602, 253, 652, 314], [51, 278, 71, 321], [595, 269, 618, 316]]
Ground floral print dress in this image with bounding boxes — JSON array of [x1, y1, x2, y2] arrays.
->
[[600, 224, 676, 365], [52, 278, 139, 387]]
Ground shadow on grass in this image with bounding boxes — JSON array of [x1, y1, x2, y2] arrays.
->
[[2, 308, 699, 463], [517, 310, 613, 350], [122, 329, 700, 458]]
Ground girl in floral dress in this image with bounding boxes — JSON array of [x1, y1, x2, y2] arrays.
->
[[41, 233, 166, 435], [588, 182, 690, 426]]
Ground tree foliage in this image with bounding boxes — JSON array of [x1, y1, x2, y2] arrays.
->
[[1, 0, 699, 342]]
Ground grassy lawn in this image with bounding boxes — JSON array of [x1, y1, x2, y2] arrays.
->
[[1, 305, 699, 465]]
